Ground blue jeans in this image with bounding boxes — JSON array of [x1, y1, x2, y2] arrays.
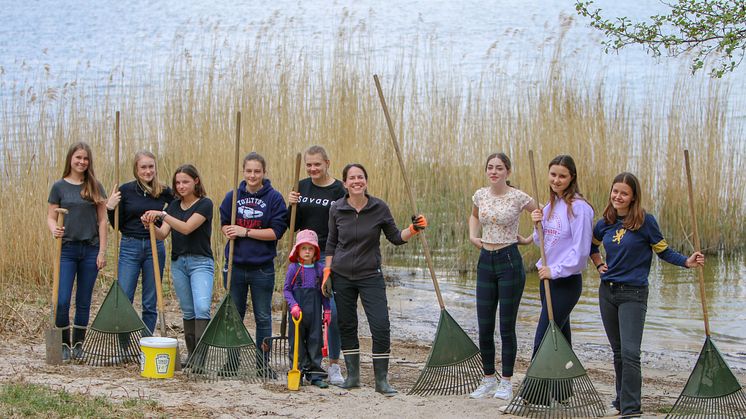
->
[[118, 236, 165, 333], [599, 282, 649, 416], [172, 255, 214, 320], [57, 241, 99, 332], [223, 263, 274, 350]]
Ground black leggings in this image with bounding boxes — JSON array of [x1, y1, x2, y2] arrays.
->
[[532, 274, 582, 356], [333, 273, 391, 356]]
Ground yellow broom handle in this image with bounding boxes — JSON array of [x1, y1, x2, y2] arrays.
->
[[529, 150, 554, 321]]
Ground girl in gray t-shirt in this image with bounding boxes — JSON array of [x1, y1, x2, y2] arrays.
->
[[47, 142, 108, 361]]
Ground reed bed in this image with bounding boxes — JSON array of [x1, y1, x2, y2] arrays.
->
[[1, 21, 743, 309]]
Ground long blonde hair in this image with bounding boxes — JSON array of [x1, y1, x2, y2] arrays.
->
[[132, 150, 165, 198]]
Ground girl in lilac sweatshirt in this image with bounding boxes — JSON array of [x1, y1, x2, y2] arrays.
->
[[529, 155, 594, 354]]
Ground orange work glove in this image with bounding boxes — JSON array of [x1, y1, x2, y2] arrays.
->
[[408, 214, 428, 235], [321, 267, 333, 298]]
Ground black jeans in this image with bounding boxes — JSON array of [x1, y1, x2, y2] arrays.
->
[[599, 281, 649, 416], [333, 273, 390, 356]]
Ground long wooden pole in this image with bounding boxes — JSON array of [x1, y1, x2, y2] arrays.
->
[[684, 150, 710, 336], [51, 208, 68, 323], [529, 150, 554, 321], [373, 74, 444, 310], [226, 112, 241, 293], [114, 111, 120, 280]]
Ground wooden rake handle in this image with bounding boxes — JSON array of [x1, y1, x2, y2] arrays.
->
[[373, 74, 444, 310], [149, 222, 167, 336], [226, 111, 241, 293], [114, 111, 120, 280], [684, 150, 710, 336], [529, 150, 555, 322], [51, 208, 68, 324]]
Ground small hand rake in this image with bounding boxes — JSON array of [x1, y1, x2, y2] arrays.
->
[[80, 111, 152, 366], [502, 150, 604, 417], [262, 152, 302, 376], [374, 74, 483, 396], [185, 111, 266, 383], [45, 208, 68, 365], [666, 150, 746, 418]]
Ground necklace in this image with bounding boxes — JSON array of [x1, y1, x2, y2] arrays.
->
[[180, 197, 199, 211]]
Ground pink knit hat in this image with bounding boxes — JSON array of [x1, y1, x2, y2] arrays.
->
[[289, 229, 321, 263]]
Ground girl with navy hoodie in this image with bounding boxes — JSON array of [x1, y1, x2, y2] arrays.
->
[[220, 152, 288, 363]]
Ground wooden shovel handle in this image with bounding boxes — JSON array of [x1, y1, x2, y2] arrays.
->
[[373, 74, 445, 310], [51, 208, 68, 324], [149, 222, 167, 336], [684, 150, 710, 336], [529, 150, 554, 321]]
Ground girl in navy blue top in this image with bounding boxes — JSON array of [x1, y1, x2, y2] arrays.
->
[[219, 152, 288, 373], [106, 150, 173, 333], [589, 172, 704, 417]]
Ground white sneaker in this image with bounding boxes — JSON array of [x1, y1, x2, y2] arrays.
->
[[469, 377, 498, 399], [493, 379, 513, 400], [327, 363, 344, 386], [604, 405, 620, 417]]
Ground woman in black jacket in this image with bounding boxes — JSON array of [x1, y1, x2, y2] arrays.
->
[[322, 163, 427, 396]]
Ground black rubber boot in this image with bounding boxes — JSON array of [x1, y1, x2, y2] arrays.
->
[[183, 319, 195, 368], [61, 327, 71, 361], [190, 319, 209, 373], [373, 358, 397, 396], [339, 353, 360, 389], [71, 326, 86, 361]]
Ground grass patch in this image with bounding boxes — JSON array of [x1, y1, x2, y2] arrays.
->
[[0, 382, 160, 418]]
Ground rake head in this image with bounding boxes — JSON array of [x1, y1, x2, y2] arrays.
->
[[408, 309, 484, 396], [667, 337, 746, 418], [185, 295, 270, 383], [80, 281, 152, 366], [262, 335, 290, 377], [504, 321, 604, 418]]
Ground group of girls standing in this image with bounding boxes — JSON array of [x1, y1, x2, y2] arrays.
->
[[47, 141, 704, 414], [468, 152, 704, 418]]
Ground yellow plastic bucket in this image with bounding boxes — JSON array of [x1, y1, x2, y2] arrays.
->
[[140, 337, 178, 378]]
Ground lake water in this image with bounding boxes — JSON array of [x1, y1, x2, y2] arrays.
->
[[3, 0, 744, 369]]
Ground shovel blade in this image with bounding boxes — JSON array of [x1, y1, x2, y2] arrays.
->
[[45, 327, 63, 365], [288, 369, 301, 391]]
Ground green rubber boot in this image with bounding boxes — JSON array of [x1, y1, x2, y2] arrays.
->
[[340, 353, 360, 389], [373, 357, 397, 396]]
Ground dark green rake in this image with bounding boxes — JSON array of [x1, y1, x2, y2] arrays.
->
[[185, 111, 267, 383], [666, 150, 746, 418], [79, 111, 152, 366], [503, 150, 604, 417], [374, 74, 483, 396]]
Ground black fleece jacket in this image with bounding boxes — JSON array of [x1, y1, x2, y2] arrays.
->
[[326, 193, 406, 280]]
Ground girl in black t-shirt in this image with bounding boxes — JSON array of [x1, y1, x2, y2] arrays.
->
[[143, 164, 213, 365]]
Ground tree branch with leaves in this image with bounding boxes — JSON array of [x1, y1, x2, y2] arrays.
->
[[575, 0, 746, 77]]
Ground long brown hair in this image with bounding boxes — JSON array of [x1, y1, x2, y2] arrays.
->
[[602, 172, 645, 230], [132, 150, 165, 198], [62, 142, 105, 203], [546, 155, 589, 219], [172, 164, 207, 199]]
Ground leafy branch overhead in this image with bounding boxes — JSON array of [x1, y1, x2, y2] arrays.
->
[[575, 0, 746, 77]]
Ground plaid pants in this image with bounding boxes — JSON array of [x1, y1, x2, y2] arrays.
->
[[476, 244, 525, 377]]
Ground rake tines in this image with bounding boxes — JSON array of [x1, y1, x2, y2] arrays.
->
[[80, 281, 152, 366], [263, 335, 290, 377], [185, 295, 268, 383], [507, 375, 605, 418], [667, 337, 746, 418], [408, 309, 483, 396]]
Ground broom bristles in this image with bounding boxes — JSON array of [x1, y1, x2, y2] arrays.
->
[[666, 389, 746, 418], [408, 352, 483, 396], [79, 329, 149, 366], [505, 375, 605, 418], [185, 342, 269, 383]]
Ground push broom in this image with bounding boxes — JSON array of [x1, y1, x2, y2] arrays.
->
[[666, 150, 746, 418], [79, 111, 153, 366], [185, 111, 265, 382], [373, 74, 483, 396], [502, 150, 604, 417], [262, 152, 302, 376]]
